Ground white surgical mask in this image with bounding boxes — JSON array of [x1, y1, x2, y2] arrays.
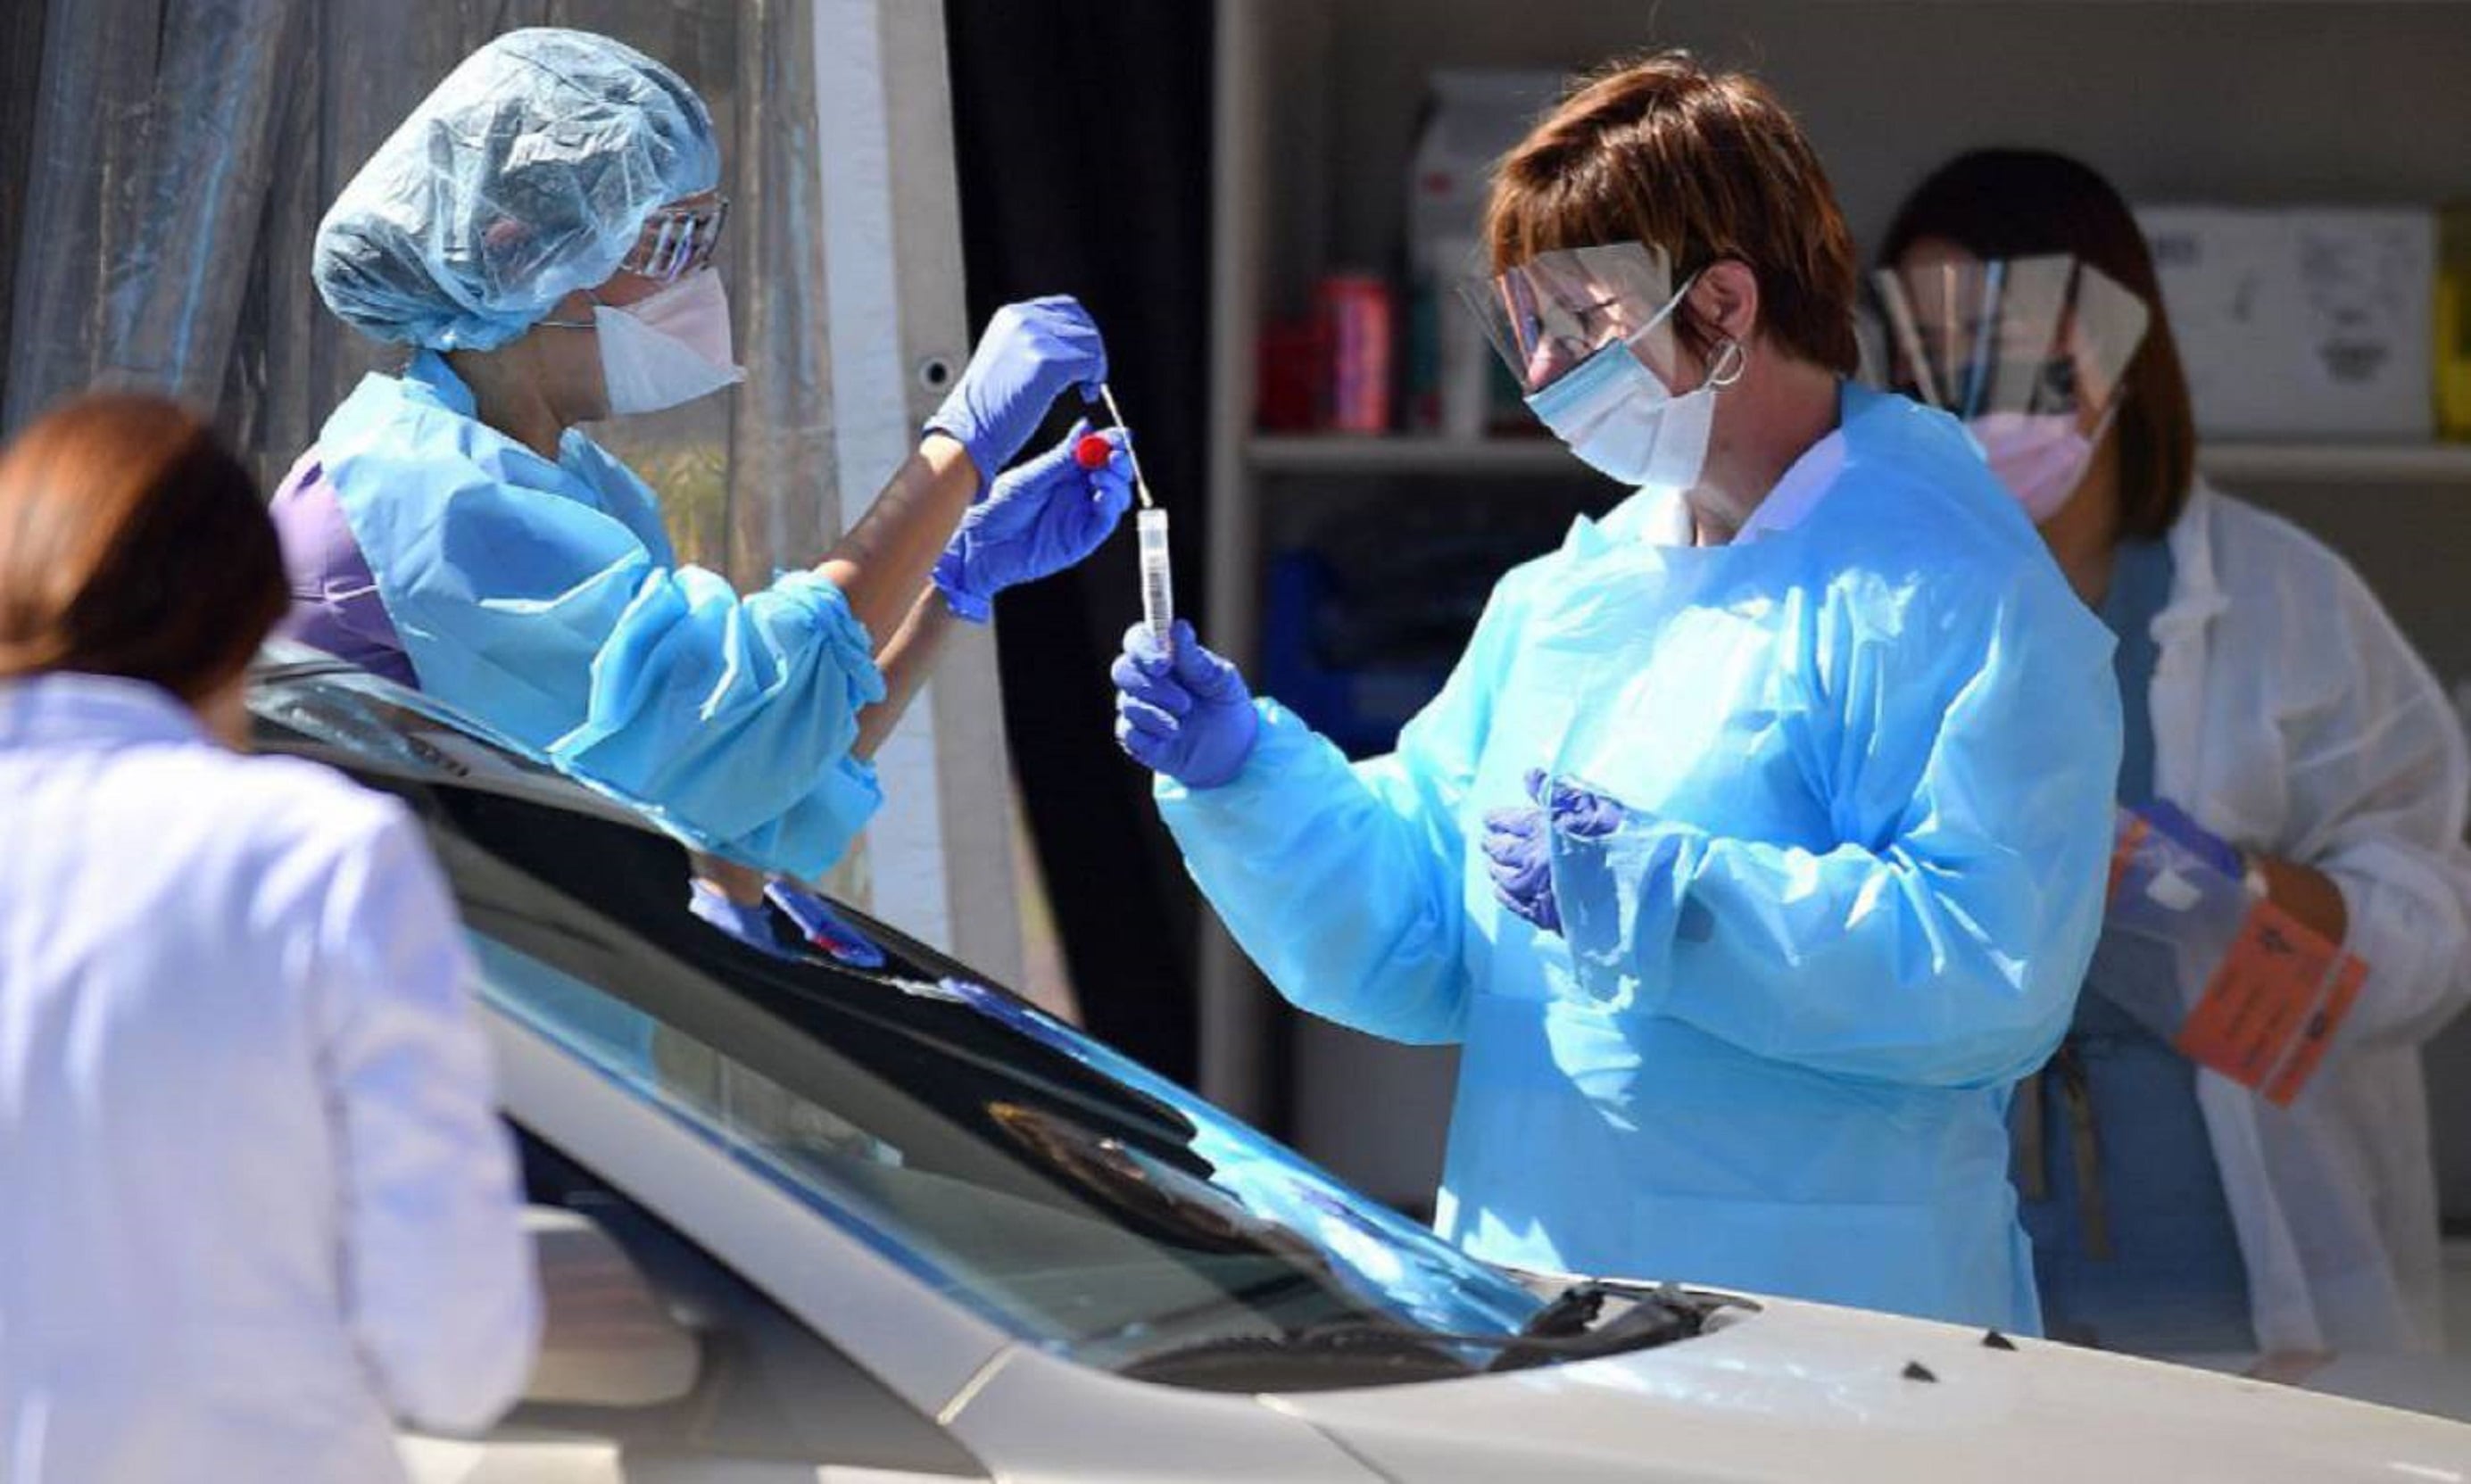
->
[[1969, 408, 2110, 523], [589, 269, 745, 416], [1524, 329, 1742, 492]]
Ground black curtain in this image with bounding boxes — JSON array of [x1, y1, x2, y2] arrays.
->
[[944, 0, 1214, 1084], [0, 0, 51, 412]]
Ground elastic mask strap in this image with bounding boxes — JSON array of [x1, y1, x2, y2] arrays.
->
[[535, 288, 607, 334], [1642, 269, 1703, 337], [2085, 393, 2124, 446], [1627, 269, 1745, 394], [1605, 269, 1704, 369]]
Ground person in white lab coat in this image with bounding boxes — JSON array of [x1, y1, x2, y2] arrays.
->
[[0, 395, 539, 1482], [1882, 150, 2471, 1355]]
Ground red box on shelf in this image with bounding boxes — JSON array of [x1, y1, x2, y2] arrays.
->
[[1256, 319, 1323, 433], [1314, 273, 1395, 434]]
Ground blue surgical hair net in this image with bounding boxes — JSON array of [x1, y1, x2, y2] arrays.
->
[[312, 28, 720, 352]]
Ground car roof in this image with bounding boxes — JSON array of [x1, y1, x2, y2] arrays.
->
[[245, 642, 936, 959], [250, 642, 622, 805]]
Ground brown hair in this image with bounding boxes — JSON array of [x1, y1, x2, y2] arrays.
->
[[0, 394, 287, 702], [1879, 149, 2197, 540], [1484, 52, 1862, 375]]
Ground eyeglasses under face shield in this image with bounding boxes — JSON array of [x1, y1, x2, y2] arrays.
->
[[619, 194, 731, 283], [1458, 242, 1694, 398], [1869, 254, 2151, 426]]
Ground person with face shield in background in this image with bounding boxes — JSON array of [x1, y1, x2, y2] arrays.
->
[[1111, 55, 2121, 1333], [1879, 150, 2471, 1356], [276, 29, 1132, 908]]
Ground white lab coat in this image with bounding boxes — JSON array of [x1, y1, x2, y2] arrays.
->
[[0, 675, 538, 1483], [2150, 483, 2471, 1354]]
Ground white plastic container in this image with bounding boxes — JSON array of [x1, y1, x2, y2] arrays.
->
[[2137, 205, 2434, 439]]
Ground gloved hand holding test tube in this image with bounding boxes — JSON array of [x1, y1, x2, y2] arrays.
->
[[1075, 384, 1173, 655]]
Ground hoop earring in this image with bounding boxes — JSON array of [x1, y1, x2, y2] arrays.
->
[[1706, 337, 1749, 389]]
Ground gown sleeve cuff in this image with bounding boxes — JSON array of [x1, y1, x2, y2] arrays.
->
[[1155, 700, 1314, 814], [759, 571, 887, 876], [771, 568, 889, 709], [676, 752, 883, 884], [619, 571, 886, 880], [1550, 812, 1705, 1012]]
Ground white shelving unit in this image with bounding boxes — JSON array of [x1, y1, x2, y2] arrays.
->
[[1251, 435, 2471, 485], [2202, 443, 2471, 485], [1248, 435, 1574, 478], [1205, 0, 2471, 1206]]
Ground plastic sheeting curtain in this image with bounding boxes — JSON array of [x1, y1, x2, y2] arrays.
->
[[0, 0, 979, 937], [1, 0, 834, 580]]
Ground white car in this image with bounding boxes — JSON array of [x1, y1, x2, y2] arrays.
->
[[249, 651, 2471, 1483]]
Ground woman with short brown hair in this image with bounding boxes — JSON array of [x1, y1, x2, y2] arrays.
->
[[1, 395, 536, 1483], [1112, 54, 2119, 1332]]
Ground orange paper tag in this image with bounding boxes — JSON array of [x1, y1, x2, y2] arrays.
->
[[2263, 953, 2367, 1107], [2173, 900, 2341, 1089]]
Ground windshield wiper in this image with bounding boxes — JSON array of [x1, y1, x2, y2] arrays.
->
[[1479, 1281, 1722, 1372], [1506, 1279, 1613, 1342], [1121, 1280, 1736, 1383], [1120, 1322, 1482, 1386]]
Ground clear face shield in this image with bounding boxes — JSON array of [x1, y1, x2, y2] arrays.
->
[[536, 191, 743, 418], [1870, 254, 2151, 518], [618, 193, 731, 284], [1871, 254, 2149, 427], [1457, 242, 1691, 399], [1459, 244, 1739, 491]]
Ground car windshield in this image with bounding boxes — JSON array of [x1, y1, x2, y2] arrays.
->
[[248, 658, 1546, 1376]]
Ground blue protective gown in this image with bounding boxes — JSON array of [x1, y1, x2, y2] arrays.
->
[[1159, 384, 2120, 1331], [319, 351, 884, 879]]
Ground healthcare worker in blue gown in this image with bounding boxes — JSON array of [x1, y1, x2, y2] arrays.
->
[[275, 29, 1131, 898], [1112, 54, 2122, 1331]]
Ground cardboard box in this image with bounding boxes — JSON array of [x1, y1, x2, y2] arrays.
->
[[2137, 206, 2435, 440], [1404, 70, 1564, 437], [1405, 70, 1564, 278]]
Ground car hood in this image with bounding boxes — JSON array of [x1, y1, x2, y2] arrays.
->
[[1265, 1294, 2471, 1483]]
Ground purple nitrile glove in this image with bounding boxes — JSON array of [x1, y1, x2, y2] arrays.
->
[[933, 422, 1134, 623], [687, 879, 800, 961], [766, 882, 887, 969], [925, 294, 1108, 493], [1482, 770, 1627, 935], [1482, 803, 1560, 933], [1111, 619, 1259, 789], [2139, 798, 2244, 881], [1529, 767, 1626, 840]]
